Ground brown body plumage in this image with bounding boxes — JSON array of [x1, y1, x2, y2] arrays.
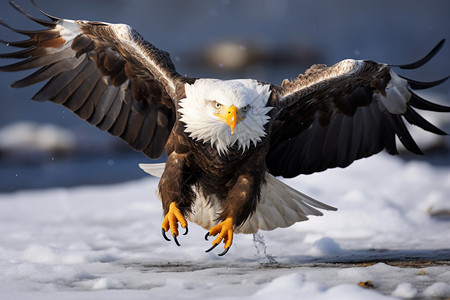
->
[[162, 119, 270, 228]]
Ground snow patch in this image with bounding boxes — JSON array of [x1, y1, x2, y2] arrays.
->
[[254, 273, 324, 298], [92, 278, 125, 290], [391, 283, 418, 298], [307, 237, 342, 256], [422, 282, 450, 298], [0, 122, 76, 154]]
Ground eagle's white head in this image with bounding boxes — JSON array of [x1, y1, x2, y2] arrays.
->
[[179, 79, 272, 155]]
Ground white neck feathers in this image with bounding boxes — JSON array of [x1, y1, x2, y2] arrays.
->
[[179, 79, 272, 155]]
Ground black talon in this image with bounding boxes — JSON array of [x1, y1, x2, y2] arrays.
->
[[205, 243, 218, 253], [218, 247, 230, 256], [183, 225, 188, 235], [173, 233, 181, 247], [162, 228, 171, 241], [204, 232, 210, 241]]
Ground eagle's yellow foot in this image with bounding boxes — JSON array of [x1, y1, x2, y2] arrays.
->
[[205, 217, 233, 256], [161, 202, 188, 246]]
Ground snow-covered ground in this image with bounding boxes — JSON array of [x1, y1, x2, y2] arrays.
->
[[1, 153, 449, 299]]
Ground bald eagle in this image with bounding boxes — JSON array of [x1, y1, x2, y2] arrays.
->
[[1, 1, 449, 256]]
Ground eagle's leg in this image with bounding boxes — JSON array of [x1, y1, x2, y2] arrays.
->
[[205, 217, 234, 256], [161, 202, 188, 246], [158, 150, 195, 246]]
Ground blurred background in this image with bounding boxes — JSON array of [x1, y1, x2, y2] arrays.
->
[[0, 0, 449, 192]]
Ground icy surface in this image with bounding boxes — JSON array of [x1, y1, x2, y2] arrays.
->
[[0, 154, 449, 299]]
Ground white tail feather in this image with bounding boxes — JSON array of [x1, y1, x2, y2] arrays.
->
[[138, 163, 336, 234], [139, 163, 165, 178], [237, 173, 336, 233]]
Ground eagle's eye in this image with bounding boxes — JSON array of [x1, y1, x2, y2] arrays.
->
[[242, 105, 250, 112], [213, 101, 222, 109]]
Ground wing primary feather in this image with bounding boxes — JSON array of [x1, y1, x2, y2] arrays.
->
[[358, 106, 377, 155], [403, 106, 447, 135], [390, 39, 445, 70], [121, 104, 146, 146], [98, 84, 126, 131], [134, 108, 157, 150], [408, 89, 450, 112], [367, 102, 384, 153], [74, 77, 108, 120], [51, 59, 96, 105], [64, 70, 101, 111], [320, 113, 343, 167], [0, 56, 36, 72], [9, 1, 58, 27], [0, 18, 59, 38], [0, 46, 62, 59], [0, 38, 36, 48], [88, 84, 120, 125], [399, 75, 449, 90], [382, 127, 398, 155], [19, 58, 86, 89], [305, 123, 328, 175], [348, 107, 364, 160], [108, 91, 131, 137], [355, 106, 377, 156], [368, 104, 384, 155], [284, 126, 312, 177], [0, 46, 75, 72], [0, 46, 42, 59], [388, 115, 423, 155], [145, 120, 170, 158], [30, 0, 60, 22], [31, 56, 87, 102], [335, 114, 353, 167], [10, 63, 59, 88]]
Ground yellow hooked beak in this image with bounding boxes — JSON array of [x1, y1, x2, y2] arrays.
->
[[214, 105, 240, 134]]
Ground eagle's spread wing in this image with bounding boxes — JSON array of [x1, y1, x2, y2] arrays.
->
[[0, 1, 187, 158], [267, 40, 449, 177]]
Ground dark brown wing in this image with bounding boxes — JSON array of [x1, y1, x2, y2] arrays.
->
[[266, 40, 449, 177], [0, 1, 191, 158]]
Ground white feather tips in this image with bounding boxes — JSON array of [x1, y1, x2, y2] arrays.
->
[[139, 163, 165, 178], [376, 70, 411, 114], [237, 174, 336, 234]]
